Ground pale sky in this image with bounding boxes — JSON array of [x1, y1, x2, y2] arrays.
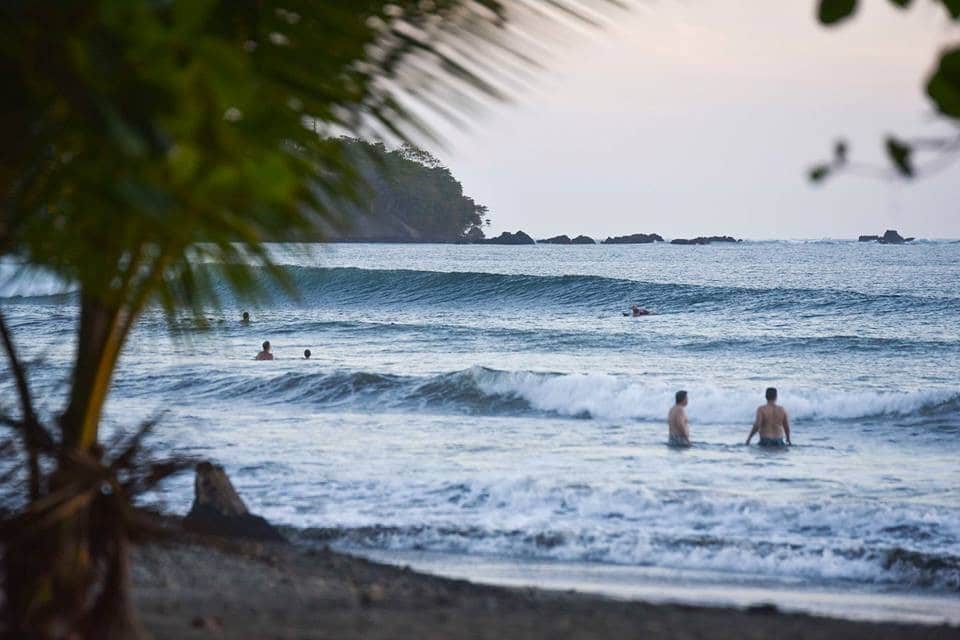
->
[[424, 1, 960, 240]]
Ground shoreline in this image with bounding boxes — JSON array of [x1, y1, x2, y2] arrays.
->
[[132, 534, 959, 640], [350, 548, 960, 626]]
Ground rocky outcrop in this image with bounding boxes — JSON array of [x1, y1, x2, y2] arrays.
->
[[481, 230, 536, 245], [539, 234, 596, 245], [670, 236, 741, 245], [183, 462, 286, 542], [878, 229, 914, 244], [858, 230, 914, 244], [602, 233, 664, 244]]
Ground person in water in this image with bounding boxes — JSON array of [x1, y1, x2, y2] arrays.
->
[[241, 311, 250, 324], [303, 349, 311, 360], [626, 304, 652, 317], [255, 340, 274, 361], [667, 390, 691, 447], [746, 387, 791, 447]]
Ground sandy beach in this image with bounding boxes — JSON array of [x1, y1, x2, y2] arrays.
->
[[132, 535, 960, 640]]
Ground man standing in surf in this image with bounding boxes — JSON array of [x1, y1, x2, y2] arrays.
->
[[668, 390, 691, 447], [746, 387, 791, 447]]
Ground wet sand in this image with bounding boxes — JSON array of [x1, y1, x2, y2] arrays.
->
[[132, 537, 959, 639]]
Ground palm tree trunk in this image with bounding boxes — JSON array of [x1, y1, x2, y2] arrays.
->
[[3, 289, 145, 638], [3, 482, 95, 637], [61, 292, 126, 450]]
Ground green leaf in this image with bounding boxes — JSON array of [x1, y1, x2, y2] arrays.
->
[[940, 0, 960, 19], [809, 165, 831, 182], [926, 47, 960, 119], [818, 0, 858, 25], [885, 137, 914, 177]]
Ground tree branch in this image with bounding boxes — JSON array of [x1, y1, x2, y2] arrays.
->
[[0, 310, 55, 499]]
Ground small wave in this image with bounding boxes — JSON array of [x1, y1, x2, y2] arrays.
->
[[292, 521, 960, 591], [117, 366, 960, 425], [9, 264, 960, 323], [177, 265, 960, 316]]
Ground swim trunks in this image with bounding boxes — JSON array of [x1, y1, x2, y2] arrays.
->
[[668, 435, 691, 447], [758, 437, 786, 447]]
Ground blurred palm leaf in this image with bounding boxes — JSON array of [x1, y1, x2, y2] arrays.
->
[[0, 1, 623, 320]]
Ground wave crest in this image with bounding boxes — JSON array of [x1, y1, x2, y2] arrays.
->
[[122, 366, 960, 425]]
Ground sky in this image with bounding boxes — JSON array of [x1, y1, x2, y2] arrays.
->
[[421, 1, 960, 240]]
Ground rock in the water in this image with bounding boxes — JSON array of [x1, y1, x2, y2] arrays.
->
[[538, 234, 596, 245], [602, 233, 664, 244], [878, 229, 913, 244], [481, 230, 536, 245], [704, 235, 740, 243], [184, 462, 286, 542], [671, 236, 740, 245], [858, 230, 913, 244]]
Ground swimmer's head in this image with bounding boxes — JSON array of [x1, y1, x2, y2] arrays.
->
[[242, 311, 250, 322], [304, 349, 311, 359], [262, 340, 271, 352], [675, 390, 688, 406], [766, 387, 778, 401]]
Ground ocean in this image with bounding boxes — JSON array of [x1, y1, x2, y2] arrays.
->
[[2, 241, 959, 623]]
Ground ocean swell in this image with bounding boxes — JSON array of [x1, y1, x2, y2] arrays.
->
[[116, 366, 960, 425], [269, 266, 960, 315]]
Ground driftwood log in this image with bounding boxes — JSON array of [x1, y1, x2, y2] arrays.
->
[[183, 462, 286, 542]]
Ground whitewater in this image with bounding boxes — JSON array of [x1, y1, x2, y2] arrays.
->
[[1, 241, 959, 622]]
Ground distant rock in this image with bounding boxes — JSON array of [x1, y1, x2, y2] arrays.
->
[[482, 230, 535, 245], [878, 229, 914, 244], [184, 462, 286, 542], [858, 230, 914, 244], [602, 233, 664, 244], [704, 236, 741, 243], [538, 234, 596, 245], [671, 236, 741, 245]]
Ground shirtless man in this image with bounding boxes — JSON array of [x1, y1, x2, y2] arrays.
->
[[255, 340, 274, 361], [667, 390, 691, 447], [746, 387, 791, 447]]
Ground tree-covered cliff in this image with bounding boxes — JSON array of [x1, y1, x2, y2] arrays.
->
[[323, 139, 489, 242]]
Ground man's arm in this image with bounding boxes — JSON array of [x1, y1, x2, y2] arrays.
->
[[681, 410, 690, 440], [783, 410, 791, 445], [745, 408, 760, 444]]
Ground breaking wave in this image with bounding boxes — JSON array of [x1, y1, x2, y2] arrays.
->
[[117, 366, 960, 425]]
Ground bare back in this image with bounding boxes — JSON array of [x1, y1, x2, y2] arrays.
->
[[755, 403, 787, 439], [668, 405, 690, 442]]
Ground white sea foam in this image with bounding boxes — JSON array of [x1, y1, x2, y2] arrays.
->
[[291, 475, 960, 591], [469, 367, 958, 424]]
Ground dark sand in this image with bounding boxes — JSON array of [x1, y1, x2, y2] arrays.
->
[[132, 538, 959, 640]]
